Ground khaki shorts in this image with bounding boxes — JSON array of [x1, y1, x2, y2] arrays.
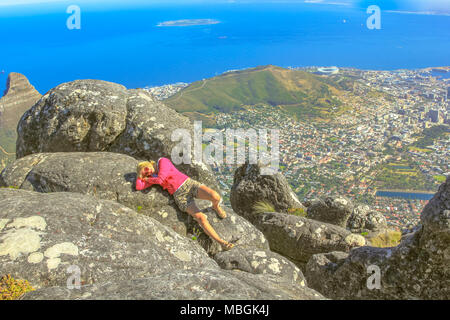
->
[[173, 178, 202, 212]]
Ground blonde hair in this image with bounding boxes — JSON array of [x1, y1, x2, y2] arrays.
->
[[137, 160, 156, 179]]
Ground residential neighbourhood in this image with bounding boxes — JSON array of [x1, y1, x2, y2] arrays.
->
[[191, 67, 449, 231]]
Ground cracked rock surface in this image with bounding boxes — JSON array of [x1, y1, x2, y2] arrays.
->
[[0, 188, 217, 289]]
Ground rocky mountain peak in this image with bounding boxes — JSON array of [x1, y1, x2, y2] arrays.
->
[[2, 72, 40, 101], [0, 72, 41, 126]]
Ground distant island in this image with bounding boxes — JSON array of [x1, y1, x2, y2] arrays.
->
[[157, 19, 221, 27]]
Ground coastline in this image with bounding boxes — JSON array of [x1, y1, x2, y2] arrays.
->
[[1, 65, 450, 102]]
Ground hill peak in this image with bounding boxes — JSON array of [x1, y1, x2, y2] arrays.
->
[[2, 72, 40, 98], [166, 65, 350, 123], [0, 73, 42, 168]]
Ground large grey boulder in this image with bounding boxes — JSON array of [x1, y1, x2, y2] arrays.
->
[[305, 176, 450, 300], [0, 189, 218, 289], [23, 268, 325, 300], [0, 152, 269, 256], [230, 163, 305, 222], [252, 211, 365, 267], [214, 247, 307, 287], [306, 196, 354, 228], [15, 80, 218, 191], [347, 204, 387, 233]]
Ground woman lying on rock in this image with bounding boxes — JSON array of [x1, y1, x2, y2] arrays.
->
[[136, 157, 234, 250]]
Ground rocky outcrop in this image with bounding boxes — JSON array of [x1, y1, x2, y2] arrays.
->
[[251, 211, 365, 267], [0, 73, 42, 170], [347, 204, 387, 233], [214, 247, 307, 287], [0, 73, 41, 122], [0, 188, 326, 300], [229, 163, 365, 269], [0, 152, 190, 236], [23, 268, 325, 300], [15, 80, 218, 192], [230, 163, 305, 222], [0, 152, 269, 258], [0, 189, 217, 289], [305, 176, 450, 300], [0, 152, 326, 298], [306, 196, 353, 228]]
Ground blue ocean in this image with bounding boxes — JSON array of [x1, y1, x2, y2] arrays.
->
[[0, 1, 449, 94]]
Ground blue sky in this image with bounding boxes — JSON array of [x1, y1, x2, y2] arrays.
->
[[0, 0, 449, 14]]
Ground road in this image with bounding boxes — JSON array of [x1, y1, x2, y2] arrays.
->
[[171, 79, 208, 102]]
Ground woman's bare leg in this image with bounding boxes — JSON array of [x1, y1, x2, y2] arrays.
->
[[186, 202, 233, 249], [196, 185, 227, 219]]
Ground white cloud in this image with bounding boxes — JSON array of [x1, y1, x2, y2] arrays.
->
[[385, 10, 450, 17], [0, 0, 63, 5], [304, 0, 352, 6]]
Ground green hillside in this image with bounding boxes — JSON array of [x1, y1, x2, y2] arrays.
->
[[411, 125, 450, 149], [165, 65, 352, 123]]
